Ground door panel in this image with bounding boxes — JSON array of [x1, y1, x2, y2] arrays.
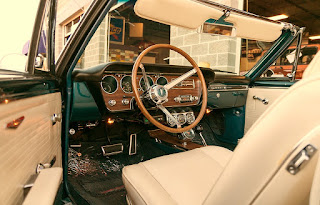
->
[[245, 87, 287, 133], [0, 92, 62, 205]]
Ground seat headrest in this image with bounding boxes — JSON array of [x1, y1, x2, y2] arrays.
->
[[302, 50, 320, 79]]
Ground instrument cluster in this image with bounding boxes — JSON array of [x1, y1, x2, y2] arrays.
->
[[101, 74, 169, 94], [166, 108, 195, 127], [100, 73, 201, 112]]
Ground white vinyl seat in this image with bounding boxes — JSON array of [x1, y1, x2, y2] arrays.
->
[[122, 146, 232, 205], [123, 51, 320, 205]]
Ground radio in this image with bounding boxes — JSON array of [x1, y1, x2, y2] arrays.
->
[[174, 95, 199, 103]]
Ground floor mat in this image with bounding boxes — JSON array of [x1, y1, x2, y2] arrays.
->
[[68, 148, 127, 205], [67, 137, 176, 205]]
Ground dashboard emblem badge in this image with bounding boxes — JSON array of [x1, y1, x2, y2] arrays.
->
[[157, 87, 166, 97]]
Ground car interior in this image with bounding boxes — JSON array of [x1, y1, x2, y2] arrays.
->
[[62, 0, 320, 204], [1, 0, 320, 204]]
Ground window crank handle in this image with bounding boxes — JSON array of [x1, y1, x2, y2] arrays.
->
[[253, 95, 269, 105]]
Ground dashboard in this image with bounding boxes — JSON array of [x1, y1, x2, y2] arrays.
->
[[71, 62, 250, 125], [71, 62, 216, 125]]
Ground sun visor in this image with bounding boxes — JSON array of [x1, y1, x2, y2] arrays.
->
[[134, 0, 285, 42]]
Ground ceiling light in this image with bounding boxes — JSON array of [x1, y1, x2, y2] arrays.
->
[[309, 35, 320, 40], [267, 14, 289, 21]]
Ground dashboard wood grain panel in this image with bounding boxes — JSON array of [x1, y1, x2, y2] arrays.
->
[[101, 74, 201, 112], [148, 129, 203, 150]]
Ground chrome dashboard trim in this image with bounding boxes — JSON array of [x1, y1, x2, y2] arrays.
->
[[100, 75, 118, 94], [156, 76, 168, 86], [208, 84, 248, 91], [170, 78, 195, 89], [120, 75, 133, 94]]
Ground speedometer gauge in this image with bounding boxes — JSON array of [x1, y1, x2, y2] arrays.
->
[[101, 75, 118, 94], [156, 76, 168, 85], [121, 76, 133, 93]]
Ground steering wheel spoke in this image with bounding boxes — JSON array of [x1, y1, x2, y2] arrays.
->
[[157, 104, 181, 128], [164, 68, 197, 90], [139, 63, 151, 91]]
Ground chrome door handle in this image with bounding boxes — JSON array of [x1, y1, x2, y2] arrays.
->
[[51, 113, 62, 125], [253, 96, 269, 105]]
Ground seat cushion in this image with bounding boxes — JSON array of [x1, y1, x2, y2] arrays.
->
[[122, 146, 233, 205]]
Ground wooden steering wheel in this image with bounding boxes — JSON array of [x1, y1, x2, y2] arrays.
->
[[132, 44, 207, 133]]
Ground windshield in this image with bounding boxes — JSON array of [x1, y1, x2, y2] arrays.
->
[[74, 0, 247, 75], [73, 0, 292, 78]]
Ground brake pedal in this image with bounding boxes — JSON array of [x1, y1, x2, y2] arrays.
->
[[129, 134, 137, 155], [101, 143, 123, 156]]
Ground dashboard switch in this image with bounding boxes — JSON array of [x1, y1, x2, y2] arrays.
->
[[108, 100, 116, 106], [192, 96, 199, 101], [122, 99, 130, 105]]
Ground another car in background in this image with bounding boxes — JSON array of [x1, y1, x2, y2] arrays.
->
[[268, 44, 320, 79]]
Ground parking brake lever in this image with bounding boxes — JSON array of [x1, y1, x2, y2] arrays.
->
[[195, 125, 207, 146]]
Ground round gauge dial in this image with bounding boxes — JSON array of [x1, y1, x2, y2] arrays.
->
[[167, 117, 175, 127], [156, 76, 168, 86], [186, 113, 195, 124], [139, 76, 154, 91], [176, 113, 186, 125], [101, 75, 118, 94], [121, 76, 133, 93]]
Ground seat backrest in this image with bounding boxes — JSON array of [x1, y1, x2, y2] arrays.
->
[[204, 51, 320, 205]]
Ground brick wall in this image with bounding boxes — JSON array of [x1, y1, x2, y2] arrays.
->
[[83, 18, 107, 68], [55, 0, 91, 59]]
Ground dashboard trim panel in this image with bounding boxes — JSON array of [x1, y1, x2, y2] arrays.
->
[[101, 74, 202, 112]]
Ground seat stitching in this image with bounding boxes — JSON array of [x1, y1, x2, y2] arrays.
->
[[140, 163, 179, 205], [196, 149, 228, 168]]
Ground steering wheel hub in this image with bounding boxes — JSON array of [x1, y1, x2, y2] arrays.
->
[[149, 85, 168, 105]]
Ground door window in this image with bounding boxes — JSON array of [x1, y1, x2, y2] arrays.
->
[[0, 0, 39, 72]]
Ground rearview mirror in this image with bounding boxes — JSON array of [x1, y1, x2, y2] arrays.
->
[[200, 22, 236, 37]]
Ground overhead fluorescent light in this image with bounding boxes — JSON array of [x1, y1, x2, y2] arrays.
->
[[267, 14, 289, 21], [309, 35, 320, 40]]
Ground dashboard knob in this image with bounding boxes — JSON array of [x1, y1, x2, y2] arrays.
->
[[122, 99, 130, 105], [193, 96, 199, 101], [108, 100, 116, 106], [174, 96, 181, 102]]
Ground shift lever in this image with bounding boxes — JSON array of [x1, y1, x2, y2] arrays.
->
[[195, 125, 207, 146]]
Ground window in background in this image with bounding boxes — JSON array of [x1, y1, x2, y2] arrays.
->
[[64, 15, 83, 45]]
